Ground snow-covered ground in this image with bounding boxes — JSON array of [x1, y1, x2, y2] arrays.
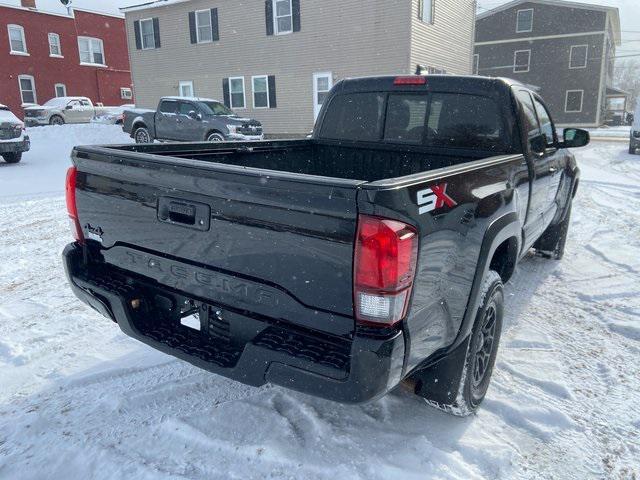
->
[[586, 125, 632, 139], [0, 125, 639, 479]]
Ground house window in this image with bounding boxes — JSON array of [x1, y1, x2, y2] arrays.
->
[[78, 37, 105, 65], [18, 75, 36, 105], [513, 50, 531, 73], [252, 76, 270, 108], [195, 9, 213, 43], [55, 83, 67, 97], [179, 81, 194, 97], [229, 77, 245, 109], [473, 54, 479, 75], [313, 72, 333, 120], [516, 9, 533, 33], [419, 0, 434, 24], [49, 33, 62, 56], [8, 24, 27, 54], [569, 45, 588, 69], [565, 90, 584, 113], [139, 18, 156, 49], [274, 0, 293, 35]]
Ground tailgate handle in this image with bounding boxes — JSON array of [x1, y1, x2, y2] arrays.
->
[[168, 202, 196, 225], [157, 197, 211, 231]]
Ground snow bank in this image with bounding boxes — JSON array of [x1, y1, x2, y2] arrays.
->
[[0, 124, 132, 201]]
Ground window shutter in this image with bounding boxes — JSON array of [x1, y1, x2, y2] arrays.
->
[[152, 17, 161, 48], [188, 11, 197, 44], [223, 78, 230, 107], [418, 0, 424, 20], [133, 20, 142, 50], [265, 0, 274, 36], [268, 75, 277, 108], [211, 8, 219, 41], [292, 0, 301, 32]]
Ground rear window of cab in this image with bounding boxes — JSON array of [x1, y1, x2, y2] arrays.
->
[[319, 91, 508, 152]]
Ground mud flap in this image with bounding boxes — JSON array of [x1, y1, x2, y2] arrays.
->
[[411, 334, 471, 405]]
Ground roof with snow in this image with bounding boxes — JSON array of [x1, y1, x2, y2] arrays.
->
[[120, 0, 192, 13], [477, 0, 621, 45]]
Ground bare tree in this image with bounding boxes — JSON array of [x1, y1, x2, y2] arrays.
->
[[615, 60, 640, 110]]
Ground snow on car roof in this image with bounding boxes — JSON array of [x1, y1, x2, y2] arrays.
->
[[0, 104, 8, 110], [161, 96, 222, 103]]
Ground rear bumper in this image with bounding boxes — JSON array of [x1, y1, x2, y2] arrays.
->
[[63, 243, 405, 404], [0, 136, 30, 153]]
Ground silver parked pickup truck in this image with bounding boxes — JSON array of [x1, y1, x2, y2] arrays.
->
[[23, 97, 117, 126]]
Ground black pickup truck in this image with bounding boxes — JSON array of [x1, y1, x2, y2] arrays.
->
[[63, 75, 588, 414]]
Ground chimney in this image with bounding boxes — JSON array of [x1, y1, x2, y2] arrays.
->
[[21, 0, 36, 8]]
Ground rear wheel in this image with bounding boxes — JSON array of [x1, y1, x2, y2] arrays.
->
[[50, 115, 64, 126], [630, 145, 637, 155], [134, 127, 151, 144], [207, 132, 225, 142], [2, 152, 22, 164], [412, 270, 504, 416], [461, 270, 504, 413]]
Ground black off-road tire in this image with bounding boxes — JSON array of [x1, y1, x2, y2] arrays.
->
[[2, 152, 22, 164], [630, 145, 637, 155], [456, 270, 504, 414], [413, 270, 504, 416]]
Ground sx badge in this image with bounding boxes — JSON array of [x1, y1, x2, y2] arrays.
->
[[417, 183, 457, 215]]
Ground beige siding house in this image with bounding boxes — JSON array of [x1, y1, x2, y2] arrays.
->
[[122, 0, 475, 135]]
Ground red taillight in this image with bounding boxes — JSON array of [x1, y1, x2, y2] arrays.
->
[[66, 166, 84, 243], [394, 76, 427, 86], [354, 215, 418, 327]]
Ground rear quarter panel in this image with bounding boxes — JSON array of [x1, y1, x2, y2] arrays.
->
[[359, 154, 529, 373]]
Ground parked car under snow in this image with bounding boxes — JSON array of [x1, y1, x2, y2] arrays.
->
[[0, 104, 30, 164]]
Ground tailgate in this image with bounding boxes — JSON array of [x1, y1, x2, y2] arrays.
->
[[72, 146, 363, 337]]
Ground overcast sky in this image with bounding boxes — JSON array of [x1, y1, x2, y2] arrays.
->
[[3, 0, 639, 58]]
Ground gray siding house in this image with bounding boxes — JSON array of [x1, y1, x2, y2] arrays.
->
[[122, 0, 476, 135], [474, 0, 620, 127]]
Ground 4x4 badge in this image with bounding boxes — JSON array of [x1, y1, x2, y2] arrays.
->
[[417, 183, 457, 215]]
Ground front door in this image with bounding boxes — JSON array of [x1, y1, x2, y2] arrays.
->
[[313, 72, 333, 122], [176, 101, 202, 141], [63, 100, 84, 123]]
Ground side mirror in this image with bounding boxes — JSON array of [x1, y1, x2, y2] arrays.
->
[[530, 134, 547, 154], [561, 128, 590, 148], [188, 110, 201, 120]]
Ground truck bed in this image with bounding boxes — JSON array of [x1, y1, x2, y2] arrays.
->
[[102, 139, 498, 182]]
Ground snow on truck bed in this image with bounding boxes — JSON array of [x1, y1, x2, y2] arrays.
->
[[0, 125, 639, 479]]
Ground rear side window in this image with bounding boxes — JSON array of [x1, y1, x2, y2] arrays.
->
[[426, 93, 505, 150], [159, 100, 177, 114], [516, 90, 540, 139], [319, 93, 385, 142]]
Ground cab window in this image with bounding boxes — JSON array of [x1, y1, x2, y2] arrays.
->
[[179, 102, 196, 116], [159, 100, 177, 114], [533, 97, 556, 145]]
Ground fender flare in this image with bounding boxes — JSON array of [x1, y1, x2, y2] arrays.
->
[[455, 212, 520, 348]]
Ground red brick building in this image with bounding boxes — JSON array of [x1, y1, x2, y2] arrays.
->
[[0, 0, 133, 118]]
